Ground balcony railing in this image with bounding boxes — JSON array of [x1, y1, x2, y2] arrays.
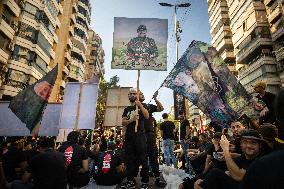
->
[[275, 46, 284, 62], [237, 34, 271, 58]]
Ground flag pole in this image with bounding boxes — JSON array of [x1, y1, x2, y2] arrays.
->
[[75, 82, 83, 131], [135, 70, 140, 133]]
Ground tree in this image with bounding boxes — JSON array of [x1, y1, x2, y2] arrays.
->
[[95, 75, 119, 129]]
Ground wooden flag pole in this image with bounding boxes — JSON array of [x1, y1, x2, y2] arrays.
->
[[135, 70, 141, 133], [75, 82, 83, 131]]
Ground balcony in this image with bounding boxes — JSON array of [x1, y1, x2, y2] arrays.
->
[[65, 51, 71, 61], [3, 0, 21, 17], [236, 36, 273, 64], [71, 14, 76, 24], [216, 38, 233, 52], [67, 38, 73, 49], [71, 58, 84, 70], [263, 0, 275, 6], [72, 2, 78, 13], [238, 55, 276, 82], [63, 65, 69, 75], [72, 35, 87, 51], [69, 26, 74, 36], [275, 46, 284, 61], [0, 18, 16, 40], [221, 49, 235, 61], [211, 25, 231, 45], [271, 26, 284, 41], [267, 6, 282, 24], [60, 80, 66, 88], [72, 45, 86, 62], [0, 48, 9, 63], [68, 71, 80, 82]]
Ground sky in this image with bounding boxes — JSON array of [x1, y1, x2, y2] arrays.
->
[[90, 0, 211, 120]]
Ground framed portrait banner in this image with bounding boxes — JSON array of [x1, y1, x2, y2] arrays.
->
[[112, 17, 168, 71]]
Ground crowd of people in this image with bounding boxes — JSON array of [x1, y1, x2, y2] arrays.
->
[[0, 82, 284, 189]]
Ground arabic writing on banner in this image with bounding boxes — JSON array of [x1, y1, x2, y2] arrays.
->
[[112, 17, 168, 71], [163, 41, 254, 127]]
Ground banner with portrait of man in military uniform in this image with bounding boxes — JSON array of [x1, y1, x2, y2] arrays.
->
[[112, 17, 168, 71]]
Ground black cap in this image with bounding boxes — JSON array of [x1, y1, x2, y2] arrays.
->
[[137, 25, 147, 32], [241, 129, 264, 141]]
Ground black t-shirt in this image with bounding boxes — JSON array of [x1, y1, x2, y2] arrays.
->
[[2, 146, 27, 182], [206, 143, 227, 171], [257, 92, 276, 123], [241, 150, 284, 189], [58, 143, 88, 174], [160, 120, 175, 140], [180, 119, 190, 140], [93, 150, 124, 186], [234, 154, 255, 170], [122, 105, 146, 134], [29, 149, 67, 189], [144, 104, 158, 133]]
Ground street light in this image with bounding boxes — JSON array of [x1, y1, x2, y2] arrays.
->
[[159, 2, 191, 62], [159, 2, 191, 120]]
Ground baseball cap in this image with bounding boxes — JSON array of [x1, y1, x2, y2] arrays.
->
[[137, 25, 147, 32]]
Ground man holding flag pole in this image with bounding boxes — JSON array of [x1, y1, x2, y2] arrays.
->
[[121, 88, 150, 189]]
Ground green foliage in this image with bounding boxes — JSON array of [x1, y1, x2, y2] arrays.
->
[[95, 75, 120, 128]]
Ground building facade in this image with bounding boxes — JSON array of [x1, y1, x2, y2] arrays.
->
[[264, 0, 284, 86], [84, 30, 105, 81], [0, 0, 62, 100], [207, 0, 282, 94], [50, 0, 92, 102], [208, 0, 236, 74], [0, 0, 103, 102]]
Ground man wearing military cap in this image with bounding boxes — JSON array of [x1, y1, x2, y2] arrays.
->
[[126, 24, 158, 68]]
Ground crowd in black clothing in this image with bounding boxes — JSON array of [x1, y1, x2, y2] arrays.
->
[[0, 128, 126, 189], [0, 85, 284, 189], [177, 87, 284, 189]]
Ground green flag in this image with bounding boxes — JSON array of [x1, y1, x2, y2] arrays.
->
[[9, 65, 58, 133]]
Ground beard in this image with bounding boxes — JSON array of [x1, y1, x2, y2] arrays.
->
[[129, 96, 136, 103]]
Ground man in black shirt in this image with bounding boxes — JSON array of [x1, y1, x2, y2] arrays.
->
[[21, 137, 67, 189], [195, 130, 264, 189], [58, 131, 89, 188], [241, 149, 284, 189], [2, 137, 27, 187], [160, 113, 177, 168], [120, 88, 150, 189], [139, 91, 166, 187], [179, 111, 191, 172], [253, 81, 276, 124], [92, 143, 126, 186]]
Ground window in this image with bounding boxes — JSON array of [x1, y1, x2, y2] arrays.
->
[[2, 7, 14, 24], [36, 32, 51, 56]]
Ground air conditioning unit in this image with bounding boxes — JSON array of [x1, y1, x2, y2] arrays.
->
[[7, 42, 15, 51]]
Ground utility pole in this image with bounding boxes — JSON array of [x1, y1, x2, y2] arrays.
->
[[159, 2, 191, 119]]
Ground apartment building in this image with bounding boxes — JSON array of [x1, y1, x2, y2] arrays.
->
[[50, 0, 92, 101], [264, 0, 284, 86], [84, 30, 105, 81], [207, 0, 281, 94], [0, 0, 62, 100], [0, 0, 102, 102], [208, 0, 236, 74]]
